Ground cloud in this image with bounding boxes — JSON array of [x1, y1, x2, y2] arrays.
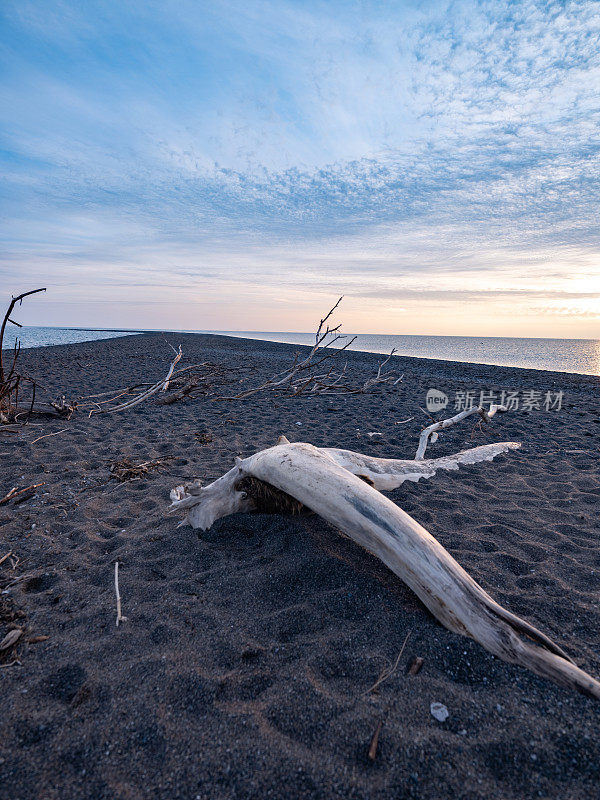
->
[[0, 0, 599, 333]]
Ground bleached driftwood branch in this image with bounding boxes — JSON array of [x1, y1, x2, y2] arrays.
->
[[360, 349, 403, 392], [170, 405, 518, 527], [169, 439, 600, 700], [290, 349, 403, 396], [114, 561, 127, 626], [169, 436, 520, 529], [218, 299, 402, 399], [78, 362, 227, 412], [415, 403, 507, 460], [323, 440, 521, 490], [223, 297, 357, 400], [95, 346, 182, 414]]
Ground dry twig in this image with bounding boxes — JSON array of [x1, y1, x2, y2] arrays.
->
[[360, 350, 403, 392], [0, 572, 36, 591], [221, 297, 356, 400], [114, 561, 127, 626], [219, 301, 403, 399], [1, 289, 77, 424], [363, 631, 411, 696], [407, 656, 424, 675], [30, 429, 69, 444], [0, 288, 45, 424], [366, 631, 412, 762], [0, 289, 46, 385], [0, 483, 45, 506], [368, 719, 384, 762]]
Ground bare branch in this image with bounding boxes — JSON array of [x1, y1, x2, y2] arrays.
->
[[361, 349, 403, 393], [415, 403, 507, 460], [0, 288, 46, 385], [96, 347, 182, 414], [219, 298, 370, 400]]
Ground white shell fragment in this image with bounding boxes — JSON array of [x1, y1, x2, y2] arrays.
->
[[0, 628, 23, 651], [430, 702, 449, 722]]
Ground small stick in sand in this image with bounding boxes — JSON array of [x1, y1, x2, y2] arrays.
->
[[0, 482, 46, 506], [0, 483, 45, 506], [366, 634, 413, 762], [368, 718, 384, 762], [114, 561, 127, 626], [29, 429, 68, 444], [0, 488, 18, 505], [364, 631, 411, 696], [1, 572, 36, 590], [407, 656, 424, 676], [0, 551, 12, 566]]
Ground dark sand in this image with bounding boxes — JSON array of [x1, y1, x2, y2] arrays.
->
[[1, 333, 599, 800]]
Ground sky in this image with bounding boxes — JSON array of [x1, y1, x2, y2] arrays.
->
[[1, 0, 599, 337]]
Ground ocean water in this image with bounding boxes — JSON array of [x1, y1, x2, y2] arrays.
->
[[7, 326, 600, 376], [3, 325, 137, 349], [216, 331, 600, 376]]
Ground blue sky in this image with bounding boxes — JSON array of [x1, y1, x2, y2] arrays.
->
[[1, 0, 599, 335]]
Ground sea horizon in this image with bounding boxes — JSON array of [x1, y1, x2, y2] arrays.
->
[[6, 324, 600, 377]]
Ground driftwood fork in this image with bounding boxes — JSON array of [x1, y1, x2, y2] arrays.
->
[[170, 436, 600, 700]]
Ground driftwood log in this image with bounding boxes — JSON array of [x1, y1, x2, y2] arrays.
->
[[170, 433, 600, 700]]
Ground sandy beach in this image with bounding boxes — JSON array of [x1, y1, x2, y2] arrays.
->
[[1, 332, 599, 800]]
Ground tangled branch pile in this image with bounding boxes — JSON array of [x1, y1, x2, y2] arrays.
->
[[222, 297, 403, 400], [78, 358, 233, 415], [0, 289, 44, 424], [109, 458, 171, 482], [0, 289, 76, 425]]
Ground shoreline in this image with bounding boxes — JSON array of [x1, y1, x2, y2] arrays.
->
[[7, 330, 600, 383]]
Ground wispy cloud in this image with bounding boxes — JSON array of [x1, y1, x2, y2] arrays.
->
[[1, 0, 599, 334]]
